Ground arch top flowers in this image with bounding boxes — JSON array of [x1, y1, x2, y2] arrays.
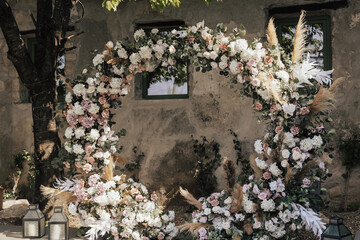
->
[[58, 12, 336, 240]]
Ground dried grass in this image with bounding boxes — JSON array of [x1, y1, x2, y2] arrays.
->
[[179, 187, 202, 210], [231, 183, 243, 213]]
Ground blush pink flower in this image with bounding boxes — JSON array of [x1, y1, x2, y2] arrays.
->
[[258, 192, 267, 200], [157, 232, 165, 240], [99, 96, 107, 105], [253, 184, 260, 194], [136, 195, 144, 202], [300, 107, 310, 115], [83, 163, 92, 172], [290, 126, 299, 135], [264, 56, 273, 64], [275, 126, 283, 134], [211, 199, 219, 207], [64, 162, 70, 168], [263, 171, 272, 180], [102, 109, 110, 119], [82, 116, 94, 128], [87, 157, 95, 164]]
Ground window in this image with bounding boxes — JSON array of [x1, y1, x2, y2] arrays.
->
[[137, 21, 189, 99], [275, 16, 332, 70]]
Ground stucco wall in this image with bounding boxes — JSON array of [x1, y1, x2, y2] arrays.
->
[[0, 0, 359, 208]]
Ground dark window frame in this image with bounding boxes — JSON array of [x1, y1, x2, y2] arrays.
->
[[275, 15, 332, 71], [136, 21, 190, 100]]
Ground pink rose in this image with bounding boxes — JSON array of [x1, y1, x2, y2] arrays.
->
[[83, 163, 92, 172], [258, 192, 267, 200], [302, 178, 311, 186], [136, 195, 144, 202], [151, 192, 158, 201], [275, 126, 283, 134], [253, 184, 260, 194], [157, 232, 165, 240], [300, 107, 310, 115], [99, 96, 107, 105], [75, 162, 82, 169], [199, 216, 207, 223], [290, 126, 299, 135], [87, 157, 95, 164], [264, 56, 273, 64], [131, 188, 139, 195], [85, 144, 94, 155], [102, 109, 110, 119], [211, 199, 219, 207], [263, 172, 272, 180], [101, 75, 110, 82]]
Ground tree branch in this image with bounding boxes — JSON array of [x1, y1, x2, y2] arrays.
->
[[0, 0, 39, 89]]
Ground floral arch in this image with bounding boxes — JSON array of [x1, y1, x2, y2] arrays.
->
[[53, 12, 336, 240]]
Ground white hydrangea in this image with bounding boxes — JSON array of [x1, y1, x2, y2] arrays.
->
[[64, 127, 74, 139], [283, 132, 296, 147], [74, 127, 85, 139], [94, 194, 108, 206], [282, 102, 297, 116], [129, 53, 141, 65], [65, 92, 72, 103], [88, 103, 100, 115], [254, 139, 263, 154], [243, 196, 255, 213], [279, 209, 291, 223], [89, 129, 100, 141], [92, 54, 104, 66], [235, 39, 248, 52], [110, 78, 122, 89], [229, 60, 240, 74], [117, 47, 128, 59], [73, 144, 84, 155], [269, 163, 282, 176], [300, 138, 313, 152], [312, 135, 323, 148], [255, 157, 268, 170], [139, 46, 152, 60], [261, 199, 275, 212], [73, 102, 84, 115], [134, 29, 145, 41], [107, 190, 120, 206], [73, 84, 86, 97], [113, 65, 124, 76], [64, 141, 72, 153]]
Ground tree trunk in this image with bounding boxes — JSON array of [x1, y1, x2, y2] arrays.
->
[[0, 0, 72, 203]]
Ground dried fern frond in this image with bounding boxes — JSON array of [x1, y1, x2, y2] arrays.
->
[[285, 167, 293, 183], [179, 187, 202, 209], [223, 157, 236, 193], [250, 154, 262, 179], [178, 222, 212, 235], [292, 10, 307, 63], [231, 183, 243, 213], [310, 87, 334, 115], [103, 156, 114, 181], [41, 185, 77, 212], [267, 17, 278, 47]]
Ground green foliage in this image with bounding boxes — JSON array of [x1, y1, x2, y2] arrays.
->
[[229, 129, 250, 184], [102, 0, 221, 12], [51, 147, 77, 176], [192, 136, 222, 197]]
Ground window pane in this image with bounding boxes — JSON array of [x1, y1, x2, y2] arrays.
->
[[146, 64, 188, 96], [280, 22, 325, 69]]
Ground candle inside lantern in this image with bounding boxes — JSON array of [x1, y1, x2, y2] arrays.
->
[[24, 221, 38, 237], [50, 224, 65, 240]]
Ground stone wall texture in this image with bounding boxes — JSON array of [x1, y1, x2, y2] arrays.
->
[[1, 0, 359, 208]]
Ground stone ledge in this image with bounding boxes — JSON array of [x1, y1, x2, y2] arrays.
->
[[0, 199, 29, 219]]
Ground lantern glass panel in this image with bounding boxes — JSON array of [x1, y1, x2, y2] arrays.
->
[[50, 224, 66, 239], [342, 236, 353, 240], [24, 220, 39, 236], [339, 224, 352, 237], [323, 226, 340, 237]]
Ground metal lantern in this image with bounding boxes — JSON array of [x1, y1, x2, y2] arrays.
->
[[321, 216, 353, 240], [48, 206, 69, 240], [22, 204, 46, 238]]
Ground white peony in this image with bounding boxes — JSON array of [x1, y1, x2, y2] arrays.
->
[[282, 102, 297, 116], [229, 60, 240, 74], [73, 102, 84, 115], [283, 132, 296, 147], [64, 142, 72, 153], [169, 45, 176, 54], [117, 47, 128, 59], [219, 61, 227, 70]]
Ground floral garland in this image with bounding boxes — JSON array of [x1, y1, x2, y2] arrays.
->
[[58, 15, 335, 239]]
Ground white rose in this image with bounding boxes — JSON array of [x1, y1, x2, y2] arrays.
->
[[64, 127, 74, 139], [254, 139, 263, 154], [219, 61, 227, 70], [65, 92, 72, 103], [73, 84, 86, 97], [151, 28, 159, 34], [105, 41, 114, 49], [169, 45, 176, 54], [255, 157, 268, 170], [74, 127, 85, 139], [269, 163, 282, 176], [89, 129, 100, 141], [92, 54, 104, 66], [73, 144, 84, 155], [134, 29, 145, 41], [282, 149, 290, 158], [204, 208, 211, 215]]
